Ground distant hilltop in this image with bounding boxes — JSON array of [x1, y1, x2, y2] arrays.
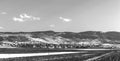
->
[[0, 31, 120, 44], [0, 31, 120, 49]]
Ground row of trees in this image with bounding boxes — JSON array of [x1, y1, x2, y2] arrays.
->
[[7, 43, 101, 49]]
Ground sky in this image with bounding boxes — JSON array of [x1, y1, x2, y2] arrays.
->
[[0, 0, 120, 32]]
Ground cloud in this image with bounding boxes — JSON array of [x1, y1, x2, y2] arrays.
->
[[50, 24, 55, 27], [1, 12, 7, 14], [13, 17, 24, 22], [59, 17, 72, 22], [0, 27, 4, 29], [13, 13, 40, 22]]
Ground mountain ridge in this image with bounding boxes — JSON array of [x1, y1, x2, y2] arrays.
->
[[0, 30, 119, 48], [0, 31, 120, 43]]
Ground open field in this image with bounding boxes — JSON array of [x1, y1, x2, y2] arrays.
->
[[0, 48, 85, 53], [0, 48, 118, 61]]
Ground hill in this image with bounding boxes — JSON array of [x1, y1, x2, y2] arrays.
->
[[0, 31, 120, 48]]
